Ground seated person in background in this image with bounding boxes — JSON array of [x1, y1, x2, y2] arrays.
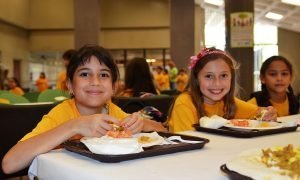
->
[[154, 66, 169, 91], [8, 77, 24, 96], [167, 47, 277, 132], [176, 69, 188, 92], [35, 72, 49, 92], [56, 49, 77, 90], [248, 56, 299, 116], [118, 57, 159, 98], [2, 45, 166, 175]]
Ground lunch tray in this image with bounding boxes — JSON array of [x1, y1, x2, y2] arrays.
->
[[193, 124, 298, 138], [63, 132, 209, 163], [220, 164, 253, 180]]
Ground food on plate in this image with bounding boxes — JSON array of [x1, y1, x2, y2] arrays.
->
[[106, 124, 132, 138], [199, 115, 228, 129], [261, 144, 300, 178], [80, 136, 143, 155], [230, 119, 249, 127], [134, 132, 164, 147], [138, 136, 152, 144], [226, 144, 300, 180]]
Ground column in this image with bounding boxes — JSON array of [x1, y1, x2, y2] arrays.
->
[[225, 0, 254, 100], [74, 0, 99, 49], [170, 0, 195, 69]]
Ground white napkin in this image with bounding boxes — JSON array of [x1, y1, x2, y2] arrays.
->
[[199, 115, 228, 129], [80, 136, 143, 155]]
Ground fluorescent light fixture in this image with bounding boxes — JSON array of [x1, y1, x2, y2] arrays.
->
[[281, 0, 300, 6], [265, 12, 283, 20], [204, 0, 224, 6]]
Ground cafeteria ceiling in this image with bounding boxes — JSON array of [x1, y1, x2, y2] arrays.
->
[[197, 0, 300, 33]]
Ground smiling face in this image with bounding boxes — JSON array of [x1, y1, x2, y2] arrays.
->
[[260, 60, 292, 95], [197, 58, 232, 105], [68, 56, 114, 114]]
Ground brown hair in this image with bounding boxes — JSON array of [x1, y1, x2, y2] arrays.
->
[[168, 47, 239, 120]]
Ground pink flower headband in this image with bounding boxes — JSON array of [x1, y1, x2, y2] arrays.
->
[[188, 48, 232, 69]]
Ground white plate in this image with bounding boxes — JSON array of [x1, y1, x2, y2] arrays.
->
[[133, 132, 164, 147], [224, 120, 282, 131]]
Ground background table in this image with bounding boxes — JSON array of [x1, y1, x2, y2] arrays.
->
[[29, 127, 300, 180]]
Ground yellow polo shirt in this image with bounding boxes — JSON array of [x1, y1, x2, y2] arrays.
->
[[168, 93, 258, 132], [20, 99, 129, 141], [248, 97, 289, 117]]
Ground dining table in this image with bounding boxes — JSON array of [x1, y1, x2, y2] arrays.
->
[[28, 117, 300, 180]]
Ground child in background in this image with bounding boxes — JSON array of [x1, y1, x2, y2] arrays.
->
[[8, 77, 24, 96], [35, 72, 49, 92], [168, 47, 277, 132], [56, 49, 77, 90], [176, 69, 188, 92], [248, 56, 299, 116], [118, 57, 158, 97], [2, 45, 166, 174]]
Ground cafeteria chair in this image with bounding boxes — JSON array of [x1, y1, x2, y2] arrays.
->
[[37, 89, 70, 102], [0, 92, 30, 104], [23, 91, 40, 102], [113, 95, 175, 122], [0, 103, 57, 179], [0, 90, 9, 95]]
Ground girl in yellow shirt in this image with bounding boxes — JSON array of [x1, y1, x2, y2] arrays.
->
[[248, 56, 299, 116], [168, 47, 277, 132], [2, 45, 166, 174]]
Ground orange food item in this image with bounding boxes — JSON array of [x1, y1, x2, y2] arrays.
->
[[230, 119, 249, 127], [106, 129, 132, 138]]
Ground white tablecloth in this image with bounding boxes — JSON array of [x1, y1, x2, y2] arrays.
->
[[28, 126, 300, 180]]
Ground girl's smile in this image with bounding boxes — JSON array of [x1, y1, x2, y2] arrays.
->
[[198, 58, 232, 105]]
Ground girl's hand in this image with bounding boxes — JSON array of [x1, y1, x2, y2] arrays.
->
[[71, 114, 121, 137], [257, 106, 277, 121], [121, 112, 144, 134]]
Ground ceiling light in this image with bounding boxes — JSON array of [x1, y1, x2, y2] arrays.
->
[[281, 0, 300, 6], [204, 0, 224, 6], [265, 12, 283, 20]]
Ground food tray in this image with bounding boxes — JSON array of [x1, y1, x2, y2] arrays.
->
[[193, 124, 298, 138], [63, 132, 209, 163], [220, 164, 253, 180]]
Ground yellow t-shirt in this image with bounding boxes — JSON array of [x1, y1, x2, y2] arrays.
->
[[0, 98, 10, 104], [168, 93, 258, 132], [247, 97, 289, 117], [176, 74, 188, 92], [35, 78, 49, 92], [9, 87, 24, 96], [56, 71, 68, 90], [20, 99, 129, 141]]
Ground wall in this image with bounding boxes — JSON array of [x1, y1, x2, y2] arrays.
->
[[0, 0, 29, 85], [278, 28, 300, 94]]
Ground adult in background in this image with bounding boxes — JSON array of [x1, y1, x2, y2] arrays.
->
[[56, 49, 77, 90]]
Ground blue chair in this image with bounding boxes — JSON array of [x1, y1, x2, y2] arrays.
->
[[0, 93, 30, 104], [37, 89, 70, 102]]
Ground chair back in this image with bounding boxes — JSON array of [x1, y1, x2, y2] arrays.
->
[[37, 89, 70, 102], [0, 103, 56, 179], [0, 93, 30, 104], [113, 95, 175, 117], [23, 92, 40, 102]]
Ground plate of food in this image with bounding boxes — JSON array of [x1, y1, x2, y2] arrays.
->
[[133, 132, 165, 147], [224, 119, 282, 131], [222, 144, 300, 180]]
